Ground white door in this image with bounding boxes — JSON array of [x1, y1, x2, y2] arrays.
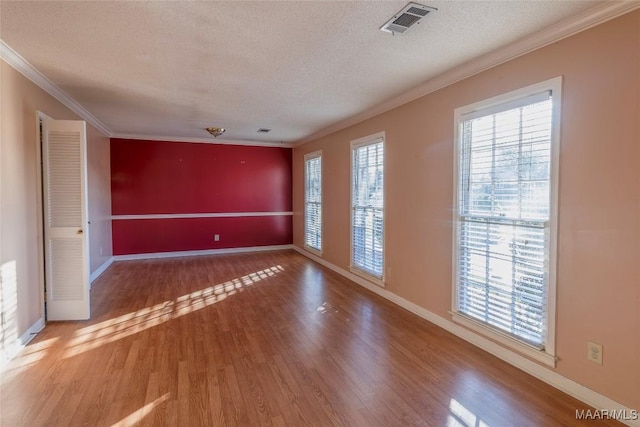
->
[[42, 119, 90, 320]]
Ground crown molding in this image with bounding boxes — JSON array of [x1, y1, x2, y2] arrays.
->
[[0, 38, 284, 147], [4, 1, 638, 147], [111, 133, 294, 148], [0, 39, 113, 137], [294, 1, 640, 147]]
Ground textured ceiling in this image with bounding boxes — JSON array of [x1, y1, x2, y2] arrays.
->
[[1, 1, 603, 144]]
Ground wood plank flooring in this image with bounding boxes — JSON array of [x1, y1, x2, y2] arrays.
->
[[0, 250, 622, 426]]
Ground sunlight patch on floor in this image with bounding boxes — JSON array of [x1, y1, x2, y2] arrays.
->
[[63, 266, 284, 358], [447, 398, 490, 427], [110, 393, 169, 427], [1, 337, 60, 382], [0, 260, 19, 366]]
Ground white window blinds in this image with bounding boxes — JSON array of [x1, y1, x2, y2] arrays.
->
[[304, 153, 322, 252], [456, 91, 554, 348], [352, 138, 384, 279]]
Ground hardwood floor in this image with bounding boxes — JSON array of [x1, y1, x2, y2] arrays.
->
[[1, 250, 622, 426]]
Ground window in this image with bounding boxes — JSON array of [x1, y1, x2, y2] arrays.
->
[[304, 151, 322, 253], [453, 78, 561, 365], [351, 133, 384, 282]]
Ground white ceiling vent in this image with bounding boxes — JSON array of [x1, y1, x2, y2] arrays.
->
[[380, 3, 436, 35]]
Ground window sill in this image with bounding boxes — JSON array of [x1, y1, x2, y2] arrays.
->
[[303, 245, 322, 257], [451, 312, 557, 368], [350, 267, 385, 288]]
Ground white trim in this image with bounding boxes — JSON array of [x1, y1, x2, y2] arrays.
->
[[294, 246, 386, 295], [459, 90, 551, 121], [3, 1, 638, 148], [547, 77, 563, 360], [0, 40, 289, 148], [451, 76, 562, 361], [1, 40, 112, 137], [303, 150, 323, 254], [293, 2, 640, 147], [350, 132, 386, 285], [0, 317, 45, 370], [349, 267, 385, 288], [451, 109, 461, 352], [90, 257, 114, 283], [113, 244, 293, 261], [292, 245, 640, 427], [112, 133, 294, 148], [351, 131, 385, 148], [303, 150, 322, 161], [35, 112, 51, 334], [112, 211, 293, 220], [302, 245, 323, 258], [451, 312, 556, 367], [454, 77, 561, 117]]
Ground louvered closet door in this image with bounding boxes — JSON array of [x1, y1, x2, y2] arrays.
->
[[43, 119, 90, 320]]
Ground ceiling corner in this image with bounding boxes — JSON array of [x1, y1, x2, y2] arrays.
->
[[0, 39, 113, 137]]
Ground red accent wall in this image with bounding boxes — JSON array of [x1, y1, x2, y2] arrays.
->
[[111, 139, 292, 255]]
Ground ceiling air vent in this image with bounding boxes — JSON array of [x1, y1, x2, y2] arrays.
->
[[380, 2, 436, 35]]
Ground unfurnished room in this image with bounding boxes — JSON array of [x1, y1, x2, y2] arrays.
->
[[1, 1, 639, 426]]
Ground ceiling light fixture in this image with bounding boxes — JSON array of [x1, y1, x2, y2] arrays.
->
[[206, 127, 226, 137]]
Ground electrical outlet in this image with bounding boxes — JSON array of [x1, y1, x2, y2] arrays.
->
[[587, 342, 603, 365], [214, 234, 220, 242]]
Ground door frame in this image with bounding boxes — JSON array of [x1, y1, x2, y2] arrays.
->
[[35, 111, 51, 322]]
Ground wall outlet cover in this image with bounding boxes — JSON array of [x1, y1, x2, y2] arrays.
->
[[587, 342, 603, 365]]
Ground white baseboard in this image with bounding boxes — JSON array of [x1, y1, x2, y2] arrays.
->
[[0, 317, 45, 371], [292, 245, 639, 427], [90, 256, 114, 283], [114, 244, 294, 261]]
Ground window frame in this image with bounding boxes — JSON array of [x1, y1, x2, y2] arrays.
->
[[350, 131, 386, 287], [451, 77, 562, 367], [304, 150, 323, 255]]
